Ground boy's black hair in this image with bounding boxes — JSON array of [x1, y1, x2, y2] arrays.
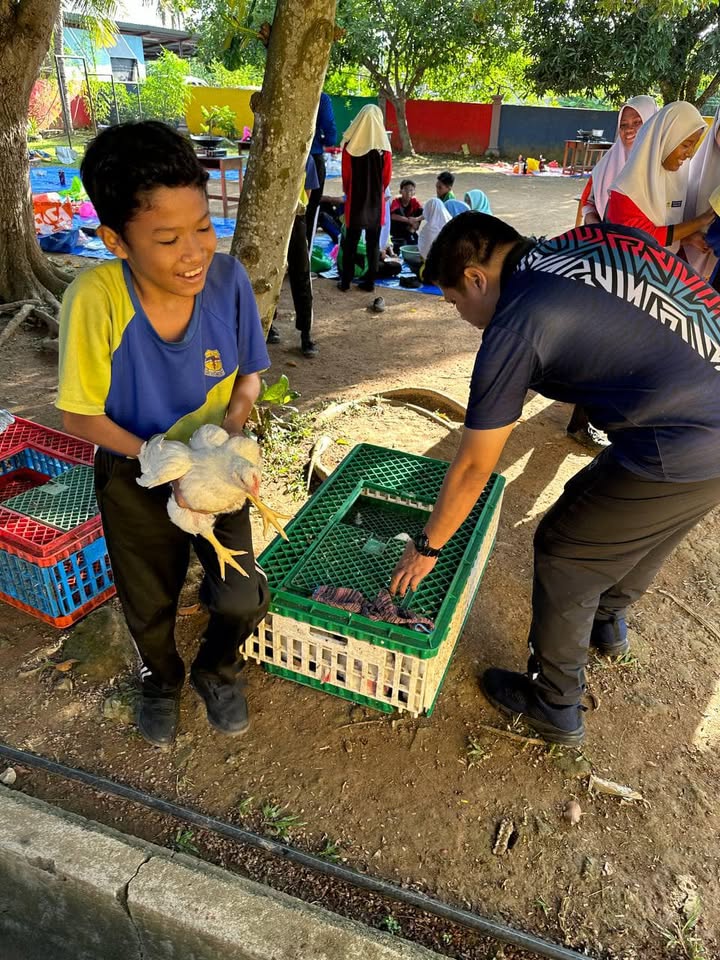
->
[[399, 178, 416, 189], [436, 170, 455, 187], [424, 212, 522, 289], [80, 121, 209, 236]]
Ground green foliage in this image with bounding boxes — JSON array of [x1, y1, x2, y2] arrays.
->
[[380, 914, 402, 935], [173, 828, 199, 854], [423, 48, 531, 103], [524, 0, 720, 107], [657, 900, 708, 960], [260, 802, 306, 840], [86, 79, 141, 125], [200, 104, 238, 137], [140, 50, 190, 124], [189, 0, 275, 72], [189, 58, 264, 88], [250, 374, 301, 441]]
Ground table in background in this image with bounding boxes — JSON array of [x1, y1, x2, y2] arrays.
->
[[197, 155, 244, 219], [562, 139, 613, 175]]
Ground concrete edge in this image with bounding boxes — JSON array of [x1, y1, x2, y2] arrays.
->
[[0, 786, 442, 960]]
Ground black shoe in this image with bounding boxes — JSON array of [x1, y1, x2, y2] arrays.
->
[[267, 325, 281, 344], [337, 281, 350, 291], [590, 617, 629, 657], [566, 425, 610, 449], [369, 297, 386, 313], [301, 338, 318, 358], [136, 685, 180, 748], [481, 668, 585, 746], [358, 280, 375, 292], [190, 668, 250, 735]]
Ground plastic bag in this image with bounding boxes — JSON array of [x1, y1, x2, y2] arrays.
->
[[33, 193, 74, 236]]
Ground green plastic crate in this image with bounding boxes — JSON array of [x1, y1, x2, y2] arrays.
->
[[245, 444, 504, 715], [2, 465, 99, 532]]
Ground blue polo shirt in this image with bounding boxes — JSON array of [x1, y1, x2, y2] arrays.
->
[[57, 253, 270, 444], [465, 224, 720, 482]]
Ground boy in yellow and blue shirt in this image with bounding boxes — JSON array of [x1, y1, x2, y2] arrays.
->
[[57, 121, 270, 747]]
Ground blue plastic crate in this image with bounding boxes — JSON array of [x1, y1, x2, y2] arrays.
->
[[0, 446, 76, 480]]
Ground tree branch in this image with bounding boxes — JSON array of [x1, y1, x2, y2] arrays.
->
[[696, 70, 720, 111]]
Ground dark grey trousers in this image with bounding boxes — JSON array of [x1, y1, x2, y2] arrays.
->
[[528, 449, 720, 704]]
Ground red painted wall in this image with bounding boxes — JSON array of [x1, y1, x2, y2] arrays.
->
[[385, 99, 493, 154]]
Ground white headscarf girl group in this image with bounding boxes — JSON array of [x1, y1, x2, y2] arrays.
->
[[686, 106, 720, 277]]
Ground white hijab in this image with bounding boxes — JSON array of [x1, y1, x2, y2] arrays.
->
[[610, 101, 706, 230], [686, 106, 720, 277], [590, 95, 657, 219], [418, 197, 451, 259], [342, 104, 392, 157]]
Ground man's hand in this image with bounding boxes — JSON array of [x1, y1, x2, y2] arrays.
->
[[390, 542, 437, 597], [685, 230, 710, 253]]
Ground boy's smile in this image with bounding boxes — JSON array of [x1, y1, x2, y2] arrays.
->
[[99, 185, 217, 304]]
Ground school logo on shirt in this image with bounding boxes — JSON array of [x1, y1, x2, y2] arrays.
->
[[204, 349, 225, 378], [670, 200, 682, 208]]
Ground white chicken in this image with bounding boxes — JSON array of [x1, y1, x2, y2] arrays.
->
[[137, 424, 289, 579]]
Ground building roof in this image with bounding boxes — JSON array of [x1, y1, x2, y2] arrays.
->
[[63, 10, 197, 59]]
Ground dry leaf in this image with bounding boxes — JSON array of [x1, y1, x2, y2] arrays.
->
[[54, 659, 79, 673], [588, 774, 643, 802]]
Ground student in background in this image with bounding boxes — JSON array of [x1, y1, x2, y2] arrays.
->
[[305, 92, 337, 245], [435, 171, 456, 202], [390, 179, 423, 247]]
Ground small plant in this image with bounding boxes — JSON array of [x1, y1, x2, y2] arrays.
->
[[237, 795, 255, 816], [440, 931, 453, 945], [249, 374, 300, 441], [261, 802, 306, 840], [200, 104, 238, 138], [318, 837, 343, 862], [465, 735, 490, 767], [658, 901, 708, 960], [381, 913, 402, 936], [534, 896, 550, 917], [174, 828, 199, 854]]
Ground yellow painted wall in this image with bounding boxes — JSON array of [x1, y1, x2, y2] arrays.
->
[[186, 87, 258, 136]]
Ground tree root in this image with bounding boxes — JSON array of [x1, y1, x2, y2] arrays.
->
[[0, 298, 59, 348]]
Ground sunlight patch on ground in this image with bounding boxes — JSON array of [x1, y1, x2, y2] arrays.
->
[[693, 677, 720, 752], [501, 448, 534, 487], [513, 453, 588, 527]]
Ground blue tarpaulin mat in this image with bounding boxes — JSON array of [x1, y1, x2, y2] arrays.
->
[[30, 164, 246, 194], [313, 232, 441, 297]]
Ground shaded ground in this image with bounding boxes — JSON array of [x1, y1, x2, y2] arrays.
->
[[1, 166, 719, 959]]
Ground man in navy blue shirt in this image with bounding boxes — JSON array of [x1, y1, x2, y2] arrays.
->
[[305, 92, 337, 243], [391, 212, 720, 746]]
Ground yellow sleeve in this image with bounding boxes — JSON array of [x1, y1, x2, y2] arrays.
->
[[56, 264, 127, 416]]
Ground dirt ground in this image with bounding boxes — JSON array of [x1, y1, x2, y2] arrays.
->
[[1, 163, 719, 960]]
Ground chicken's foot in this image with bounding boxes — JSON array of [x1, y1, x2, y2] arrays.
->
[[202, 530, 249, 580], [246, 493, 291, 541]]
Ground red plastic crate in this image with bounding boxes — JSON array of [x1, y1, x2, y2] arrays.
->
[[0, 416, 94, 464], [0, 468, 50, 503]]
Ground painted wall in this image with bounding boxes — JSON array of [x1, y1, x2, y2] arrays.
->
[[498, 105, 619, 160], [329, 95, 378, 143], [386, 100, 493, 155], [185, 86, 257, 136], [63, 26, 147, 80]]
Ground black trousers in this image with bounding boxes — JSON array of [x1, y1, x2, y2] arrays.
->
[[341, 226, 380, 288], [287, 214, 313, 338], [95, 450, 270, 693], [305, 152, 326, 245], [528, 449, 720, 704]]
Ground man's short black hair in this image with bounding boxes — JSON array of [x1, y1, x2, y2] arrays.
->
[[80, 121, 209, 236], [436, 170, 455, 187], [399, 178, 416, 189], [424, 212, 523, 289]]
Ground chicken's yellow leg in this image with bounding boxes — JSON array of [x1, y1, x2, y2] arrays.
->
[[202, 530, 249, 580], [246, 493, 291, 541]]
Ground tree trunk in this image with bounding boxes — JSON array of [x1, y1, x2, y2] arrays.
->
[[231, 0, 336, 331], [54, 8, 73, 138], [0, 0, 70, 335], [696, 71, 720, 112], [390, 93, 414, 156]]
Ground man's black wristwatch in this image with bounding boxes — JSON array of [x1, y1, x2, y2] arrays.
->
[[412, 531, 443, 558]]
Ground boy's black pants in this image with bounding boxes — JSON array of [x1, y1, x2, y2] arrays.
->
[[287, 214, 313, 339], [95, 450, 270, 693], [528, 449, 720, 705]]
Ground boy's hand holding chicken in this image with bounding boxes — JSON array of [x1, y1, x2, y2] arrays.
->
[[138, 424, 289, 579]]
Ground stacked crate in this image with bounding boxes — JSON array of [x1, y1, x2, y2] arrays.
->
[[245, 443, 504, 716], [0, 417, 114, 627]]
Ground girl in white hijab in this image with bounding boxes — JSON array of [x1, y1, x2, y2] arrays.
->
[[606, 101, 713, 252], [685, 106, 720, 278], [583, 95, 657, 223], [338, 105, 393, 292], [418, 197, 451, 260]]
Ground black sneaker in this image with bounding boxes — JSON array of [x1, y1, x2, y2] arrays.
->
[[590, 617, 629, 657], [267, 325, 281, 344], [301, 338, 318, 358], [337, 281, 350, 292], [136, 685, 180, 748], [369, 296, 386, 313], [190, 669, 250, 735], [481, 668, 585, 746], [566, 424, 610, 449]]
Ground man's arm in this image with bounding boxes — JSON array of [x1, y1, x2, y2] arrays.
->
[[223, 371, 263, 435], [318, 94, 337, 148], [62, 412, 144, 458], [390, 423, 514, 596]]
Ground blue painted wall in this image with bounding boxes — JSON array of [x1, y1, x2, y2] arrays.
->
[[64, 26, 147, 79], [498, 105, 619, 161]]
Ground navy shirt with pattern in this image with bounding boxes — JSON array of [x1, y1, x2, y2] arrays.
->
[[465, 224, 720, 482]]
